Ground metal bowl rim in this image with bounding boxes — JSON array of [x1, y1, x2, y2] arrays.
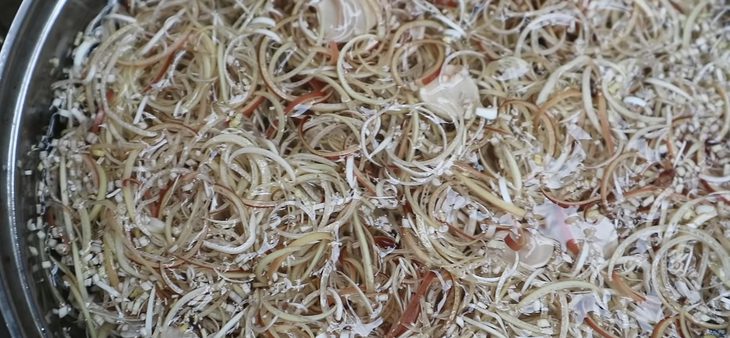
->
[[1, 1, 54, 336]]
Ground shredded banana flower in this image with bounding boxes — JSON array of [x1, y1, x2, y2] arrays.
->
[[34, 0, 728, 337]]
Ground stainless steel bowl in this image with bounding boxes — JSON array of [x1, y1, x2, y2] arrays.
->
[[0, 1, 105, 337]]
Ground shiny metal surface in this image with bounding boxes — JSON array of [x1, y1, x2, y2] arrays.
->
[[0, 1, 104, 337]]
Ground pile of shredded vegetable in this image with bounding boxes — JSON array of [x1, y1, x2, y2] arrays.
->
[[34, 0, 729, 337]]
